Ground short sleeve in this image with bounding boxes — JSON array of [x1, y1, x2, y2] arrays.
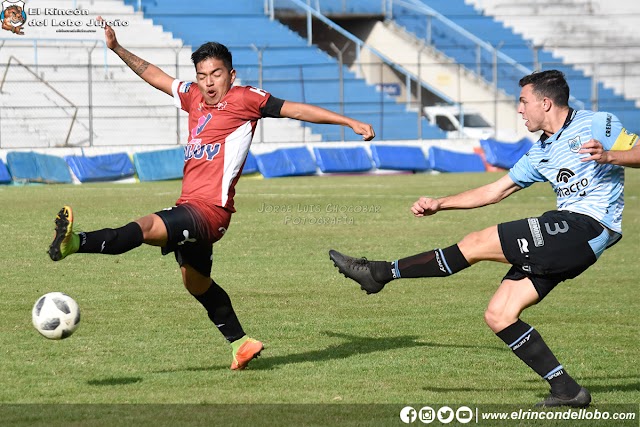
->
[[591, 112, 639, 151], [240, 86, 271, 119], [171, 80, 195, 112], [508, 153, 546, 188]]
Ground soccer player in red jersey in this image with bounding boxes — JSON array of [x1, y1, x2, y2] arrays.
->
[[48, 17, 375, 370]]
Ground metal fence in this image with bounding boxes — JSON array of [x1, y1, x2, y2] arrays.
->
[[1, 38, 637, 149]]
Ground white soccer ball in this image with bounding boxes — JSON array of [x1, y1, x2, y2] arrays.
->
[[32, 292, 81, 340]]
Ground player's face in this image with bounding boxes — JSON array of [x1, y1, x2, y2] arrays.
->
[[518, 84, 545, 133], [195, 57, 236, 105]]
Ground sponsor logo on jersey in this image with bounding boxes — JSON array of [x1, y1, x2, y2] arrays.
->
[[555, 170, 589, 197], [527, 218, 545, 247], [556, 179, 590, 197], [192, 113, 212, 137], [605, 114, 612, 137], [179, 82, 192, 93], [556, 168, 575, 183], [184, 142, 220, 161]]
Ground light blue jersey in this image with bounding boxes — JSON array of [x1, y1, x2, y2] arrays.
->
[[509, 109, 638, 234]]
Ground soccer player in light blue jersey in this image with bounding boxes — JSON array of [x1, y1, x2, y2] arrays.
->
[[330, 70, 640, 407]]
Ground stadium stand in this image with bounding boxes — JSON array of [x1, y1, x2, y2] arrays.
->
[[470, 0, 640, 109], [6, 151, 73, 184], [4, 0, 558, 185], [0, 0, 327, 148], [427, 146, 486, 173], [281, 0, 385, 15], [127, 0, 446, 141], [391, 0, 640, 132], [0, 0, 187, 148], [313, 146, 373, 173], [64, 153, 135, 182], [370, 144, 429, 172]]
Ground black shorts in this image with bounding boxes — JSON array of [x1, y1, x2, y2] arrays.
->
[[498, 210, 609, 300], [155, 204, 223, 277]]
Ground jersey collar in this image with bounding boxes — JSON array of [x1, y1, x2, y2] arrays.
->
[[539, 108, 576, 147]]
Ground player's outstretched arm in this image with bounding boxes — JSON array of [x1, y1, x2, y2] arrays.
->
[[411, 174, 522, 217], [99, 16, 174, 96], [279, 101, 375, 141]]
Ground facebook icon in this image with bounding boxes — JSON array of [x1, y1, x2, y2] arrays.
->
[[400, 406, 417, 423]]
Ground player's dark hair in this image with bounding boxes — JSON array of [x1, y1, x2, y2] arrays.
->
[[519, 70, 569, 107], [191, 42, 233, 71]]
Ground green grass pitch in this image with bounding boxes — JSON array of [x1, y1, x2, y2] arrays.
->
[[0, 170, 637, 425]]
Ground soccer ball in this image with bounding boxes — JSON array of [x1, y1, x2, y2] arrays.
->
[[32, 292, 81, 340]]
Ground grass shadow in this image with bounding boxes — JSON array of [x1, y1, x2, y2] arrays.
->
[[87, 377, 143, 386], [424, 375, 640, 394], [252, 331, 503, 371], [523, 373, 640, 393], [157, 331, 504, 373]]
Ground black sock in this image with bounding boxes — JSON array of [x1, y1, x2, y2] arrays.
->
[[391, 244, 471, 279], [77, 222, 143, 255], [192, 279, 245, 342], [497, 320, 581, 398], [370, 261, 394, 283]]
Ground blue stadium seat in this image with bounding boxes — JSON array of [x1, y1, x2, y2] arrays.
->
[[392, 0, 640, 132], [138, 0, 446, 140], [126, 0, 264, 15]]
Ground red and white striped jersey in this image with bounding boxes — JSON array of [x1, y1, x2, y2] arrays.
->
[[171, 80, 271, 212]]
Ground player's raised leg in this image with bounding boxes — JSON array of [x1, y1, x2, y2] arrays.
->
[[330, 226, 503, 294], [48, 206, 80, 261], [48, 207, 153, 261]]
